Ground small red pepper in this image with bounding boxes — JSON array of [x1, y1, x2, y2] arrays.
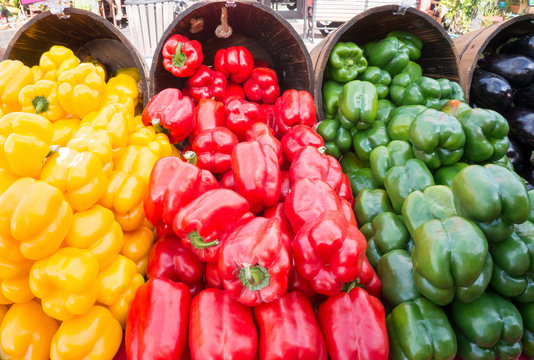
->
[[339, 173, 354, 206], [142, 88, 196, 143], [219, 170, 236, 191], [264, 203, 294, 256], [246, 122, 283, 164], [214, 46, 254, 84], [317, 287, 389, 360], [189, 288, 258, 360], [243, 67, 280, 105], [125, 278, 191, 360], [192, 99, 225, 139], [205, 261, 223, 289], [281, 124, 324, 163], [218, 217, 290, 306], [223, 81, 245, 105], [162, 34, 203, 78], [275, 89, 316, 135], [192, 127, 238, 174], [253, 291, 328, 360], [225, 99, 265, 141], [183, 65, 227, 103], [232, 140, 281, 213], [253, 58, 270, 68], [290, 146, 343, 194]]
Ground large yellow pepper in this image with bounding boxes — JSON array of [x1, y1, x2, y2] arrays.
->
[[58, 63, 105, 118], [19, 80, 67, 122], [96, 255, 144, 327], [39, 46, 80, 82], [0, 178, 73, 261], [65, 205, 123, 270], [0, 60, 34, 114], [29, 247, 99, 321], [0, 301, 58, 360], [121, 225, 154, 276], [52, 117, 80, 147], [67, 126, 113, 175], [102, 73, 138, 114], [41, 147, 108, 212], [50, 306, 122, 360]]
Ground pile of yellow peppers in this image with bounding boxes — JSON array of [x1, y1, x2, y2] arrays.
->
[[0, 45, 177, 359]]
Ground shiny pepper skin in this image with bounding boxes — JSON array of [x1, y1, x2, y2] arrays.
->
[[214, 46, 254, 84], [243, 67, 281, 104], [102, 73, 139, 114], [0, 60, 34, 114], [52, 116, 80, 147], [39, 46, 80, 82], [67, 125, 114, 175], [19, 79, 67, 121], [121, 225, 154, 276], [0, 261, 34, 305]]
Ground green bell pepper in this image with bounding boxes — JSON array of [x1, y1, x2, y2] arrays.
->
[[450, 292, 523, 360], [322, 80, 345, 118], [530, 189, 534, 223], [451, 164, 530, 224], [376, 99, 396, 123], [387, 105, 427, 142], [362, 40, 378, 59], [518, 302, 534, 358], [370, 140, 413, 187], [384, 158, 435, 213], [408, 108, 466, 170], [316, 119, 352, 159], [387, 298, 457, 360], [340, 151, 368, 173], [378, 249, 421, 307], [327, 42, 368, 83], [488, 154, 515, 172], [456, 253, 494, 304], [359, 66, 392, 99], [346, 168, 381, 196], [475, 216, 514, 244], [438, 78, 466, 102], [369, 36, 411, 76], [400, 61, 423, 77], [352, 120, 390, 162], [434, 162, 469, 187], [366, 212, 410, 267], [387, 31, 423, 61], [338, 80, 378, 130], [353, 188, 393, 226], [412, 216, 489, 305], [390, 73, 443, 109]]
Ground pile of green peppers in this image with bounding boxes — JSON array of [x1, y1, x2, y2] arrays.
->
[[318, 31, 534, 360]]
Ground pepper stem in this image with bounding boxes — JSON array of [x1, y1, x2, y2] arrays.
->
[[47, 144, 60, 158], [318, 146, 327, 155], [342, 279, 363, 294], [183, 151, 197, 165], [238, 263, 270, 291], [188, 231, 219, 249], [172, 42, 188, 68], [32, 95, 49, 114], [152, 118, 169, 135]]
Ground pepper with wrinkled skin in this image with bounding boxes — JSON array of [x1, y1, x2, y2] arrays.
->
[[338, 80, 378, 130], [290, 145, 343, 194], [377, 249, 421, 307], [359, 66, 392, 99], [434, 162, 469, 187], [352, 120, 391, 162], [246, 122, 283, 164], [369, 37, 411, 76], [366, 212, 411, 267], [0, 60, 35, 114], [370, 140, 413, 187], [39, 46, 80, 82], [192, 98, 225, 139], [243, 67, 280, 104], [51, 116, 80, 146], [162, 34, 203, 78], [66, 126, 113, 174], [192, 127, 238, 174], [353, 188, 393, 226], [387, 105, 427, 141], [322, 80, 344, 118], [214, 46, 254, 84], [274, 89, 316, 135], [280, 124, 324, 162], [387, 298, 457, 360], [184, 65, 227, 103], [327, 42, 368, 83], [390, 73, 443, 109], [518, 302, 534, 358], [19, 79, 67, 121], [225, 98, 264, 141], [387, 31, 423, 61], [121, 225, 154, 276]]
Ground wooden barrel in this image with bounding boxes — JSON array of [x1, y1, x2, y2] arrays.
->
[[149, 0, 313, 98], [4, 8, 149, 106], [310, 5, 459, 120], [454, 15, 534, 102]]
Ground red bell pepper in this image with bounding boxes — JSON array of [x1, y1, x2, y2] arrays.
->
[[341, 198, 357, 227], [279, 171, 291, 201], [339, 173, 354, 206], [264, 203, 294, 256], [293, 210, 366, 296], [232, 140, 281, 213], [214, 46, 254, 84], [205, 261, 223, 289], [192, 127, 238, 174], [253, 58, 270, 68], [125, 278, 191, 360], [147, 236, 204, 295], [142, 88, 196, 143], [253, 291, 328, 360], [225, 99, 265, 141], [219, 170, 236, 191], [223, 81, 245, 105], [317, 287, 389, 360], [287, 261, 319, 304], [281, 124, 325, 163], [261, 104, 279, 137], [189, 288, 258, 360], [355, 257, 381, 298], [144, 157, 218, 235], [192, 98, 225, 139], [173, 188, 251, 262], [162, 34, 203, 78], [243, 67, 280, 105], [290, 146, 343, 194], [246, 122, 283, 164], [218, 217, 290, 306], [183, 65, 227, 103], [274, 89, 316, 135]]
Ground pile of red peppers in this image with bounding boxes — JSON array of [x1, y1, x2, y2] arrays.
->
[[125, 34, 389, 360]]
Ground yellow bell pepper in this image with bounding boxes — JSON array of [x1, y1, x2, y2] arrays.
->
[[128, 115, 145, 136], [19, 80, 67, 122], [84, 56, 107, 81], [0, 300, 58, 360], [116, 67, 141, 82], [0, 168, 17, 194], [0, 178, 73, 261], [41, 147, 108, 212], [0, 112, 53, 178], [67, 126, 113, 175], [0, 60, 34, 114], [0, 305, 7, 322], [115, 143, 172, 184], [0, 276, 33, 304], [58, 63, 105, 118], [52, 116, 80, 147], [50, 306, 122, 360], [39, 46, 80, 82], [29, 247, 99, 321], [102, 73, 138, 112], [65, 205, 123, 270], [121, 225, 154, 276], [96, 255, 144, 327]]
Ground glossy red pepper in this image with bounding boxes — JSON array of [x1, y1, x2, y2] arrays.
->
[[144, 157, 218, 235], [142, 88, 196, 143], [261, 104, 278, 137], [223, 81, 245, 105], [232, 140, 281, 213], [219, 170, 236, 191], [264, 203, 294, 256], [192, 127, 238, 174], [275, 89, 316, 135], [280, 124, 324, 163], [356, 257, 382, 298], [225, 99, 265, 141], [214, 46, 254, 84], [173, 188, 251, 262], [341, 198, 357, 227], [339, 173, 354, 206], [279, 171, 291, 201], [287, 261, 319, 304], [243, 67, 280, 105], [290, 146, 343, 194], [253, 291, 328, 360], [293, 210, 366, 296], [183, 65, 227, 103], [218, 217, 290, 306], [162, 34, 203, 78], [253, 58, 270, 68], [192, 98, 225, 139], [317, 287, 389, 360], [189, 288, 257, 360], [246, 122, 283, 164], [205, 261, 223, 289], [125, 278, 191, 360]]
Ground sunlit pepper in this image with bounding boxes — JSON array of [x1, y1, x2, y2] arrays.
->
[[102, 73, 139, 115], [39, 45, 80, 81], [30, 65, 42, 82], [67, 125, 113, 175], [51, 116, 80, 146], [0, 60, 34, 113], [121, 225, 154, 276], [0, 250, 34, 304], [115, 142, 174, 183], [19, 80, 67, 121]]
